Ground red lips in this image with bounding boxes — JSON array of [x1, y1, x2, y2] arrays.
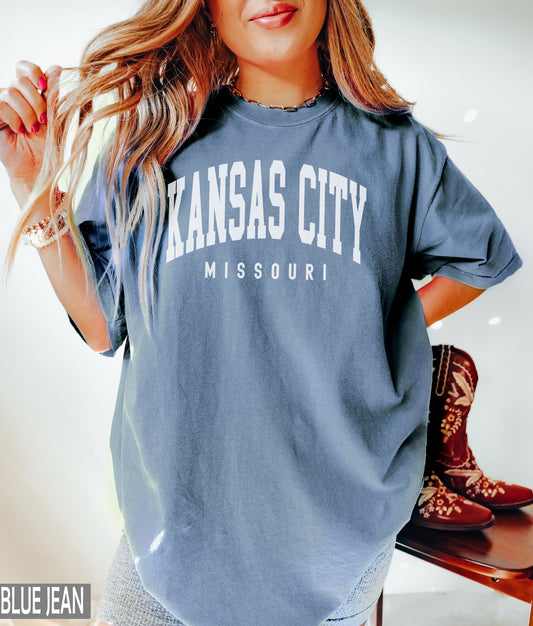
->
[[251, 3, 297, 19], [250, 3, 298, 28]]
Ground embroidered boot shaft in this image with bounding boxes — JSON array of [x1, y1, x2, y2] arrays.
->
[[428, 345, 533, 511]]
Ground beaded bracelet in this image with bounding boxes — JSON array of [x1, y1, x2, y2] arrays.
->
[[22, 189, 69, 249]]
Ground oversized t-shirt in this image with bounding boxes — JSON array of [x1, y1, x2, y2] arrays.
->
[[75, 87, 521, 626]]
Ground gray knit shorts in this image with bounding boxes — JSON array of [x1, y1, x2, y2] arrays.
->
[[96, 530, 394, 626]]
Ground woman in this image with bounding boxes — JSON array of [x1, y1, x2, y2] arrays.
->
[[0, 0, 521, 624]]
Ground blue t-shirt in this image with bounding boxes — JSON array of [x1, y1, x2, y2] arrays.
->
[[75, 88, 521, 626]]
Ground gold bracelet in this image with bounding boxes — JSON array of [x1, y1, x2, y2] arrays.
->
[[22, 189, 69, 249]]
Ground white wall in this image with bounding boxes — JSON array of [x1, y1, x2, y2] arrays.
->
[[0, 0, 531, 605]]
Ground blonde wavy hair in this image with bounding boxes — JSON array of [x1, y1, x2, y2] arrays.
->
[[9, 0, 412, 318]]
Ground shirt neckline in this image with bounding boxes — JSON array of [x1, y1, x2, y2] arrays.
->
[[222, 85, 340, 127]]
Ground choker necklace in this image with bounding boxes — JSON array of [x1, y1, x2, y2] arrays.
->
[[228, 78, 330, 112]]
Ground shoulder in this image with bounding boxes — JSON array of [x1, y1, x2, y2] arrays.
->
[[336, 96, 447, 169], [339, 97, 437, 142]]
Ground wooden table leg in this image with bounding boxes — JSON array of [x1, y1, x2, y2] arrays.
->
[[368, 591, 383, 626], [376, 590, 383, 626]]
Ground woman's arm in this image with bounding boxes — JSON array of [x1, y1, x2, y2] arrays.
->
[[1, 62, 112, 353], [10, 180, 112, 353], [417, 275, 485, 327]]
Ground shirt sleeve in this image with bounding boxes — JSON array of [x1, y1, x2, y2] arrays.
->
[[70, 158, 127, 356], [408, 128, 522, 288]]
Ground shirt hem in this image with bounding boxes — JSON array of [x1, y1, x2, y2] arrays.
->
[[432, 252, 522, 289]]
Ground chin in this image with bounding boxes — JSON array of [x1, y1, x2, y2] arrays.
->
[[238, 39, 318, 68]]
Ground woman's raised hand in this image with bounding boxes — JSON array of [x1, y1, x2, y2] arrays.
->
[[1, 61, 112, 352], [0, 61, 62, 189]]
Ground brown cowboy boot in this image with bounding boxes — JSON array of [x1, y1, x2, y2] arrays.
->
[[411, 468, 494, 531], [428, 345, 533, 511]]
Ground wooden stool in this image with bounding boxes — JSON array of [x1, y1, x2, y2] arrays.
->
[[369, 504, 533, 626]]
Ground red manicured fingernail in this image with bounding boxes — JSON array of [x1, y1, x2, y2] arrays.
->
[[40, 112, 47, 124], [31, 122, 40, 133], [18, 125, 25, 134], [37, 77, 47, 90]]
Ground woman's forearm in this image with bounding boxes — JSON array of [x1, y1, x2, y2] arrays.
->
[[12, 180, 112, 353], [417, 275, 485, 327]]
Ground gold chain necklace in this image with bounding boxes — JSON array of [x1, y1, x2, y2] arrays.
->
[[228, 78, 330, 112]]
